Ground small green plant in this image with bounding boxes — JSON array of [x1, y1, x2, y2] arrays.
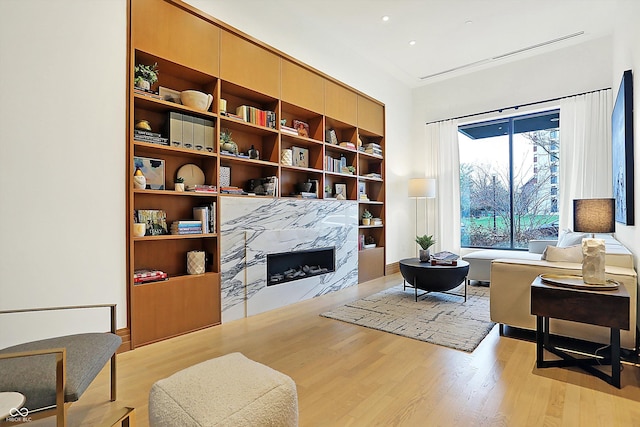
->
[[415, 234, 436, 250], [220, 129, 232, 144], [362, 209, 373, 219], [346, 165, 356, 174], [175, 176, 184, 183], [134, 62, 159, 86]]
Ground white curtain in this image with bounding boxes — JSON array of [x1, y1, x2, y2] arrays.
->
[[425, 119, 461, 254], [558, 89, 612, 229]]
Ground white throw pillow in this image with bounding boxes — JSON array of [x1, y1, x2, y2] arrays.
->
[[557, 228, 587, 247], [541, 244, 583, 263]]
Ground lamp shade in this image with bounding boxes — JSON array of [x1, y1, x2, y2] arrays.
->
[[573, 198, 615, 233], [408, 178, 436, 198]]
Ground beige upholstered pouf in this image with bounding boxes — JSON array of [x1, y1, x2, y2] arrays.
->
[[148, 352, 298, 427]]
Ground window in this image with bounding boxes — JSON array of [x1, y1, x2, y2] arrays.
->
[[459, 110, 560, 249]]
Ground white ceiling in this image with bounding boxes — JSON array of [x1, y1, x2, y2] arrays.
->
[[188, 0, 618, 88]]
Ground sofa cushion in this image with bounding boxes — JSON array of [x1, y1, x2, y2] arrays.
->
[[541, 244, 583, 263], [557, 229, 587, 247]]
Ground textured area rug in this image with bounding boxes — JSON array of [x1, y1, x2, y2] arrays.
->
[[321, 283, 495, 352]]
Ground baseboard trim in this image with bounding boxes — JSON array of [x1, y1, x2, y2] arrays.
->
[[385, 262, 399, 275], [117, 328, 131, 353]]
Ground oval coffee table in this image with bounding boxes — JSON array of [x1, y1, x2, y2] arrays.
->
[[399, 258, 470, 302]]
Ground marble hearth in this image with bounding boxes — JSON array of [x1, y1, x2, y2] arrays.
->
[[220, 197, 358, 322]]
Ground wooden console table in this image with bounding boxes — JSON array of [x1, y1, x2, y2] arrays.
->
[[530, 276, 630, 388]]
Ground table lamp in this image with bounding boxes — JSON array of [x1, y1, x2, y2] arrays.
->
[[573, 198, 615, 284]]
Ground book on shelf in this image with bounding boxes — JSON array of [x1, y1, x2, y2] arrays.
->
[[325, 129, 339, 145], [280, 125, 298, 135], [134, 134, 169, 145], [134, 268, 168, 284], [339, 141, 356, 149], [134, 129, 162, 138], [134, 87, 162, 100], [363, 172, 382, 179], [220, 186, 246, 194], [135, 209, 168, 235], [292, 192, 317, 199], [235, 105, 276, 128], [187, 184, 217, 193]]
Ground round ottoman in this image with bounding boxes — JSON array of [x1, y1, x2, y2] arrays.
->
[[149, 352, 298, 427]]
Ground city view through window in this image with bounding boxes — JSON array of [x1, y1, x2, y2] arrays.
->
[[459, 110, 560, 249]]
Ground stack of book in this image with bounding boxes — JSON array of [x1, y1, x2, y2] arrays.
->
[[280, 125, 299, 135], [324, 154, 348, 173], [364, 143, 382, 156], [235, 105, 277, 128], [220, 186, 246, 195], [430, 251, 459, 266], [339, 141, 356, 150], [187, 184, 217, 193], [363, 172, 382, 180], [134, 87, 162, 100], [134, 129, 169, 145], [371, 217, 383, 226], [170, 220, 202, 235], [192, 203, 216, 233], [134, 269, 168, 284]]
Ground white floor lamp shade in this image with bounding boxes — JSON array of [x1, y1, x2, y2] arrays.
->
[[409, 178, 437, 256]]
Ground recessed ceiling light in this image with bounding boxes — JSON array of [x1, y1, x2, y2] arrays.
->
[[409, 40, 416, 46], [465, 20, 473, 25], [381, 16, 390, 22]]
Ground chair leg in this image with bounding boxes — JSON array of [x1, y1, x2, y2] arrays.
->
[[111, 353, 117, 401]]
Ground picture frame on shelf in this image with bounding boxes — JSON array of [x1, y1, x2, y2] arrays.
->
[[293, 119, 310, 138], [292, 146, 309, 168], [220, 166, 231, 187], [158, 86, 182, 104], [135, 209, 168, 236], [325, 129, 338, 145], [134, 156, 165, 190], [335, 183, 347, 199]]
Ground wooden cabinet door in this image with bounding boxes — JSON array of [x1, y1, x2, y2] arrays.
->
[[132, 0, 219, 76], [281, 60, 324, 114], [358, 95, 385, 135], [220, 30, 280, 97], [325, 81, 357, 125]]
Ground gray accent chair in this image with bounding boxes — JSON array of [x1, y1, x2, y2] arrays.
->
[[0, 304, 121, 427]]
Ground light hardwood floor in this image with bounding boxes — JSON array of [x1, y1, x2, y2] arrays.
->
[[33, 274, 640, 426]]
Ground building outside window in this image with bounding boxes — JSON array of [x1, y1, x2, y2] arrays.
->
[[459, 110, 560, 249]]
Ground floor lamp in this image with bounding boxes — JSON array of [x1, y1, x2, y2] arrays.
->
[[408, 178, 437, 256]]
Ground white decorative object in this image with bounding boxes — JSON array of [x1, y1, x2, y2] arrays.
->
[[180, 90, 213, 111], [132, 223, 146, 237], [174, 183, 184, 192], [281, 149, 293, 165], [133, 174, 146, 190], [187, 250, 206, 275], [582, 238, 606, 284]]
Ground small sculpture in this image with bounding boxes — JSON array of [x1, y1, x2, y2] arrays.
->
[[582, 238, 606, 284], [133, 167, 146, 189]]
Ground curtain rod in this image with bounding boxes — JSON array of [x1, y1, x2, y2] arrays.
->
[[425, 87, 611, 126]]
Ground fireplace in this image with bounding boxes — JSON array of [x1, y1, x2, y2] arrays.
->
[[267, 247, 335, 286]]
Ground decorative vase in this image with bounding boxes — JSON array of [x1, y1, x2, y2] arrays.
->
[[362, 218, 371, 225], [281, 149, 293, 165], [174, 183, 185, 192], [419, 249, 430, 262], [582, 238, 606, 284], [222, 141, 238, 154], [248, 145, 259, 159], [136, 79, 150, 91]]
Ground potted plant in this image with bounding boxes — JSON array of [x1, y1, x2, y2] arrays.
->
[[415, 234, 436, 262], [134, 62, 159, 91], [220, 129, 238, 154], [362, 209, 373, 225], [174, 176, 185, 192]]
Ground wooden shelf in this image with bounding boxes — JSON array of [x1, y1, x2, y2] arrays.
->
[[129, 0, 385, 348]]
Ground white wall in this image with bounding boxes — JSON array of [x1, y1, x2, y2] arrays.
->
[[0, 0, 127, 347], [611, 1, 640, 268]]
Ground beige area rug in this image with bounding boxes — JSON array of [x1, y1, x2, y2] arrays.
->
[[321, 283, 495, 352]]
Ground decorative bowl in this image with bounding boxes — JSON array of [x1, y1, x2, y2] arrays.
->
[[180, 90, 213, 111]]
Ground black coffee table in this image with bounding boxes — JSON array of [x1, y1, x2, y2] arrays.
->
[[399, 258, 469, 302]]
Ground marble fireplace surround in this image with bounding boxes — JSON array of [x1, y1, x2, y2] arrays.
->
[[220, 197, 359, 322]]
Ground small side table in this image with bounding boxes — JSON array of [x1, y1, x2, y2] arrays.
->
[[530, 276, 630, 388], [0, 391, 26, 419]]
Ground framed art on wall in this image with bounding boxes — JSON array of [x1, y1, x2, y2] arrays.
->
[[612, 69, 634, 225], [134, 156, 165, 190]]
